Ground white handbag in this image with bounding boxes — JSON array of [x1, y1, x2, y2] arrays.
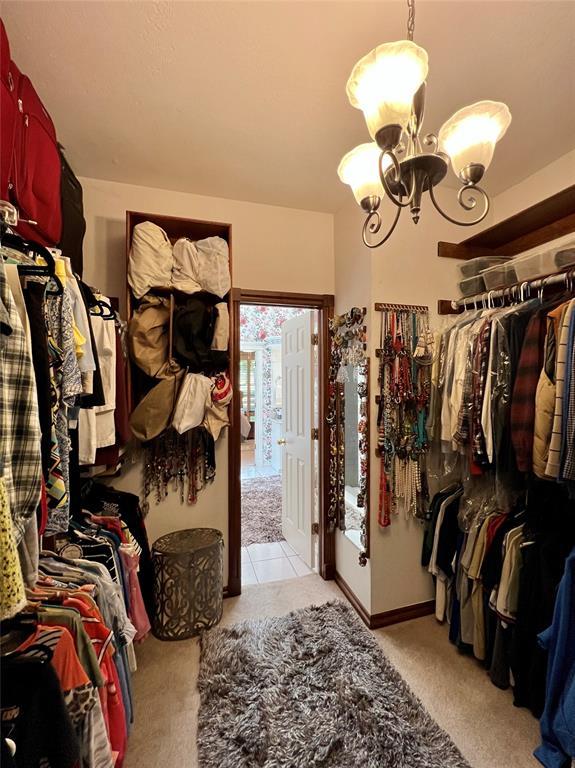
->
[[172, 236, 230, 299], [172, 373, 213, 434]]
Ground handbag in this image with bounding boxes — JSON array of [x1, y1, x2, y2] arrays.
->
[[128, 295, 181, 379], [172, 236, 230, 299], [129, 371, 184, 443], [128, 221, 173, 299], [58, 145, 86, 277], [173, 295, 228, 374], [172, 373, 213, 434]]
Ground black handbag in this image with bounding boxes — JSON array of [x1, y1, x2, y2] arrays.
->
[[173, 293, 228, 374], [58, 144, 86, 276]]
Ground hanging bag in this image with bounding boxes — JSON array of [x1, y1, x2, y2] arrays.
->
[[58, 145, 86, 277], [12, 70, 62, 245], [172, 373, 213, 434], [129, 370, 184, 443], [0, 20, 18, 203], [172, 236, 230, 299], [128, 221, 173, 299], [128, 295, 181, 379]]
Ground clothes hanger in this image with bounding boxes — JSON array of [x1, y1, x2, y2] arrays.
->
[[1, 231, 63, 296]]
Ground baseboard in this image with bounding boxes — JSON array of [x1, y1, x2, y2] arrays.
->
[[334, 570, 434, 629], [369, 600, 435, 629], [334, 571, 371, 627]]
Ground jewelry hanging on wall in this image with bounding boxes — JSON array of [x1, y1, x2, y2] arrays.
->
[[375, 303, 432, 527]]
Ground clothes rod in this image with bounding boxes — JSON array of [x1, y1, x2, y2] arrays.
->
[[438, 269, 575, 315]]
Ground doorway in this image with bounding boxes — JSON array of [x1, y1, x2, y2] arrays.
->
[[228, 290, 335, 596], [239, 305, 316, 585]]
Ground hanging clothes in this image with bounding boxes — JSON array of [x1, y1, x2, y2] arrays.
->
[[0, 260, 42, 544]]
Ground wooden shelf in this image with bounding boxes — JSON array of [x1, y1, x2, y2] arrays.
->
[[438, 184, 575, 261], [125, 210, 233, 412]]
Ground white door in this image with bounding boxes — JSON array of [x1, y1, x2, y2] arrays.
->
[[281, 311, 314, 567]]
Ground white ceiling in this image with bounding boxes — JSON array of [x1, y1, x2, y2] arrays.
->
[[2, 1, 574, 213]]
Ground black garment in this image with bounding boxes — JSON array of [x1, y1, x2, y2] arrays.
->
[[421, 487, 461, 567], [489, 620, 512, 689], [21, 281, 51, 479], [448, 531, 468, 648], [80, 484, 154, 618], [435, 495, 461, 580], [0, 660, 80, 768], [173, 293, 228, 374], [510, 480, 575, 717], [76, 280, 105, 408], [58, 145, 86, 278]]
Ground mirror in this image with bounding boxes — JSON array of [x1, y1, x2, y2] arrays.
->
[[328, 308, 369, 566]]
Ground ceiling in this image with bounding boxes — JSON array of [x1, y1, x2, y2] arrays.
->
[[2, 1, 574, 213]]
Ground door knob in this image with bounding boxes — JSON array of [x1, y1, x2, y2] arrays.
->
[[277, 438, 287, 445]]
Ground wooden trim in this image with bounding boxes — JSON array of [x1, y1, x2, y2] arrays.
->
[[334, 571, 371, 627], [438, 185, 575, 261], [436, 242, 495, 261], [369, 600, 435, 629], [238, 289, 331, 308], [229, 290, 335, 595], [335, 572, 434, 628], [437, 299, 463, 316], [227, 288, 242, 596], [319, 294, 335, 579]]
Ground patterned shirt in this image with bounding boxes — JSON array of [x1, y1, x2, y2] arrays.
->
[[0, 261, 42, 543], [471, 319, 492, 466]]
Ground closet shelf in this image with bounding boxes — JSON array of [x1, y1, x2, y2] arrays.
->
[[437, 184, 575, 261]]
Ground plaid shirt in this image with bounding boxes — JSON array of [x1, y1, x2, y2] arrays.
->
[[471, 319, 492, 465], [510, 312, 546, 473], [0, 262, 42, 544]]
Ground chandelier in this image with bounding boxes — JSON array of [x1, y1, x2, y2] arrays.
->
[[337, 0, 511, 248]]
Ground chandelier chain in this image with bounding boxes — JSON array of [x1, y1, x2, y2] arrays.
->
[[407, 0, 415, 40]]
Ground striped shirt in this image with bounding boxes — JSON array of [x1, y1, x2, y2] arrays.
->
[[546, 299, 575, 478]]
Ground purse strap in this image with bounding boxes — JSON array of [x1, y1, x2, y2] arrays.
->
[[169, 293, 174, 364]]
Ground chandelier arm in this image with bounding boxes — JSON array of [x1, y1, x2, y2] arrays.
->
[[407, 0, 415, 41], [362, 204, 402, 249], [379, 151, 416, 209], [427, 181, 490, 227]]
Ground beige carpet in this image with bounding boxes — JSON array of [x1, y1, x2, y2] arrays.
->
[[124, 576, 541, 768]]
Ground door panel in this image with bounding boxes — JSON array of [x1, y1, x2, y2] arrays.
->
[[281, 311, 314, 567]]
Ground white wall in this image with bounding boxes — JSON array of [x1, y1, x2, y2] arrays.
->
[[491, 148, 575, 223], [334, 202, 374, 614], [80, 177, 334, 587]]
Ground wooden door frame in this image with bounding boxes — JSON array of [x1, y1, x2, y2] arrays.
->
[[228, 289, 335, 596]]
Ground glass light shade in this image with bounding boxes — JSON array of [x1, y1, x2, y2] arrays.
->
[[438, 100, 512, 180], [346, 40, 429, 139], [338, 143, 390, 205]]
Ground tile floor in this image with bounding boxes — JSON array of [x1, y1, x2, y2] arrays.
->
[[241, 539, 313, 584], [241, 464, 280, 479]]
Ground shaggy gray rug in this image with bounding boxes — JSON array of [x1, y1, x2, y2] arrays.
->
[[197, 600, 471, 768], [241, 475, 283, 546]]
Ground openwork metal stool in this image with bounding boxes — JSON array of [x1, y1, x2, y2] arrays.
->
[[151, 528, 223, 640]]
